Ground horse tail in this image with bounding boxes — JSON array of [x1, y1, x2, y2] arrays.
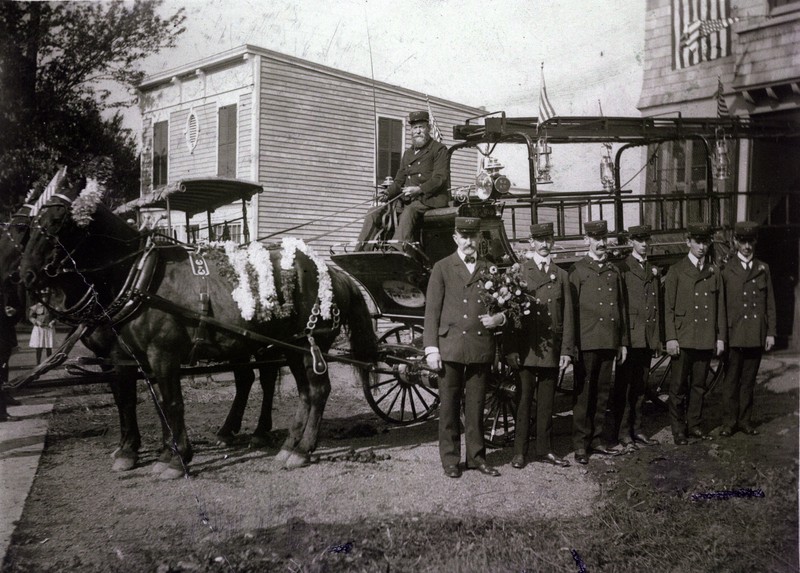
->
[[332, 269, 378, 367]]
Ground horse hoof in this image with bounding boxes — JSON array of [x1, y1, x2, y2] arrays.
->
[[159, 467, 186, 480], [274, 448, 292, 463], [249, 434, 269, 449], [284, 451, 310, 469], [112, 456, 136, 472], [216, 434, 234, 447], [151, 461, 170, 474]]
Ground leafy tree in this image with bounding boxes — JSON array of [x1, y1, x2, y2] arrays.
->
[[0, 0, 186, 215]]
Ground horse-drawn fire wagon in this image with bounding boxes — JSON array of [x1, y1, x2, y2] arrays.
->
[[331, 111, 800, 445], [6, 112, 799, 473]]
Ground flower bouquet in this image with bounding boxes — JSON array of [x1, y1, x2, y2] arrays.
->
[[477, 262, 533, 329]]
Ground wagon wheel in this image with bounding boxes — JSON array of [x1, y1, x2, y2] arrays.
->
[[482, 347, 520, 448], [644, 352, 728, 408], [363, 324, 440, 425]]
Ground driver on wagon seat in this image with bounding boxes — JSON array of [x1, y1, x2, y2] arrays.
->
[[356, 110, 448, 250]]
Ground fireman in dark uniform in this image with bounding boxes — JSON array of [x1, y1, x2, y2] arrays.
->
[[664, 223, 726, 445], [608, 224, 661, 448], [569, 220, 629, 464], [505, 222, 574, 468], [356, 110, 448, 249], [719, 221, 776, 437], [423, 217, 505, 478]]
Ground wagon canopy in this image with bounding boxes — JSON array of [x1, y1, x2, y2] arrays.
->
[[114, 177, 263, 217]]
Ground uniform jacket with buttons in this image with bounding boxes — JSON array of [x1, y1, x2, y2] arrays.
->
[[617, 255, 662, 349], [569, 256, 629, 351], [722, 257, 776, 348], [386, 138, 449, 209], [423, 253, 496, 364], [664, 256, 727, 349], [503, 260, 575, 367]]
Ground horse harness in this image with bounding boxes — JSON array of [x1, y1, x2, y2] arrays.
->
[[40, 234, 345, 374]]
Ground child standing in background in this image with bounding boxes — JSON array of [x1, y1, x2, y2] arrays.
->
[[28, 290, 55, 364]]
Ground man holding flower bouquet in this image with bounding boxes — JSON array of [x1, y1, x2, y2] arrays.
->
[[569, 220, 629, 465], [424, 216, 506, 479], [504, 222, 574, 469]]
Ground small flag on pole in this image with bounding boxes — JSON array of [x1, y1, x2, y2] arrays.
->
[[32, 166, 67, 215], [539, 63, 556, 123], [426, 97, 443, 143], [716, 78, 730, 118]]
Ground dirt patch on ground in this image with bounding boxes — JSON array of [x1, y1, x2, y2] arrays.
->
[[2, 354, 798, 572]]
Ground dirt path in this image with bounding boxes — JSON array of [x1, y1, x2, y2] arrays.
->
[[2, 354, 797, 572]]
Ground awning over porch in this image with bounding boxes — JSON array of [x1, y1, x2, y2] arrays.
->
[[114, 177, 263, 217]]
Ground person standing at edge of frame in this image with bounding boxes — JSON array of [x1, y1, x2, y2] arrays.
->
[[0, 291, 21, 422], [663, 223, 726, 445], [569, 220, 629, 465], [719, 221, 776, 437], [504, 222, 574, 469], [424, 216, 505, 479], [607, 224, 662, 449]]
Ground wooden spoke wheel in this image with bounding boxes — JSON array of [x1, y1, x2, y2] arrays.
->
[[643, 352, 728, 410], [483, 355, 520, 448], [363, 324, 440, 425]]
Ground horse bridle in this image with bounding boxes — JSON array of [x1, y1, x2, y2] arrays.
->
[[34, 198, 141, 278]]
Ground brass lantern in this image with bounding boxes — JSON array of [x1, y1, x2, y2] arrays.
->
[[600, 142, 615, 192], [535, 137, 552, 183], [713, 130, 730, 180]]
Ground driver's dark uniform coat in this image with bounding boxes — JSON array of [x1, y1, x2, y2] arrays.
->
[[385, 138, 449, 209]]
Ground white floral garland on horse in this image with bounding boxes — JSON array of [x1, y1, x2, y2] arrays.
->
[[219, 237, 334, 322], [66, 179, 333, 323]]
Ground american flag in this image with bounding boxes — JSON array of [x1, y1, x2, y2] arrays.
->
[[426, 97, 443, 143], [716, 78, 730, 118], [672, 0, 736, 69], [538, 64, 556, 123], [32, 166, 67, 215]]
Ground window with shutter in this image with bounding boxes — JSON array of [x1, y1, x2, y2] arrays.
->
[[377, 117, 403, 183], [218, 104, 237, 177], [153, 121, 168, 187]]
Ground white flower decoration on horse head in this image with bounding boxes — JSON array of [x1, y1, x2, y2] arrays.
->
[[70, 178, 104, 227]]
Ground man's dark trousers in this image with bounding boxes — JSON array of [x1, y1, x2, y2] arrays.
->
[[439, 362, 488, 468]]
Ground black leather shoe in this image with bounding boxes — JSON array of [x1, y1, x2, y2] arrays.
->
[[511, 455, 526, 469], [689, 429, 712, 440], [674, 436, 688, 445], [575, 449, 589, 465], [539, 453, 570, 467], [590, 444, 623, 456], [444, 465, 462, 478], [632, 433, 658, 446], [740, 426, 759, 435], [472, 463, 500, 477], [718, 426, 733, 437]]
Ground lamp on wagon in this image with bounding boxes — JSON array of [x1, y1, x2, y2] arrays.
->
[[457, 156, 513, 203], [712, 128, 730, 180], [535, 136, 552, 183], [600, 142, 616, 192]]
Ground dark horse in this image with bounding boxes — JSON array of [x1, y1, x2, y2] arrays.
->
[[0, 187, 286, 462], [20, 182, 378, 478]]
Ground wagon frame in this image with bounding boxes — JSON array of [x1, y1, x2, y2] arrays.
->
[[330, 111, 800, 446]]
